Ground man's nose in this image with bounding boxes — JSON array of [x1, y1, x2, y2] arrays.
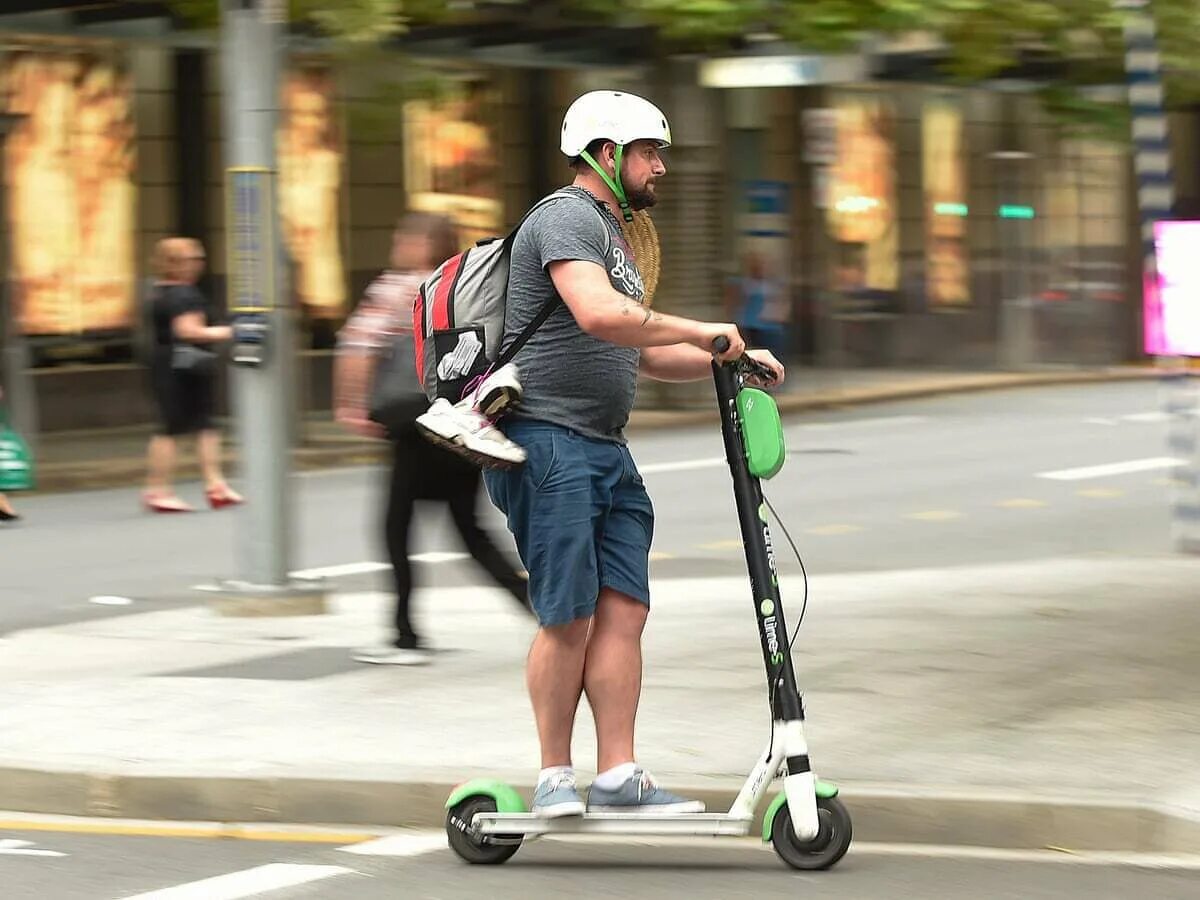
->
[[653, 158, 667, 176]]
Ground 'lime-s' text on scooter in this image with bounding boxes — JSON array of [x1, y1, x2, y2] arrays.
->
[[443, 338, 852, 870]]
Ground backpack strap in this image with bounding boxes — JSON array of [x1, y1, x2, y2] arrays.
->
[[494, 188, 608, 369]]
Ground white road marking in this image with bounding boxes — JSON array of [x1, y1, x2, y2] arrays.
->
[[116, 863, 355, 900], [410, 552, 470, 565], [1122, 412, 1169, 423], [797, 414, 928, 431], [854, 842, 1200, 869], [640, 457, 727, 475], [1037, 457, 1185, 481], [194, 554, 476, 589], [338, 829, 1200, 870], [339, 832, 448, 857], [0, 838, 66, 857], [243, 553, 471, 586], [638, 416, 927, 476], [288, 561, 391, 579], [89, 595, 134, 606]]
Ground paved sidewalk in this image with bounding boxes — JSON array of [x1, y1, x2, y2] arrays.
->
[[3, 553, 1199, 850], [29, 366, 1159, 492]]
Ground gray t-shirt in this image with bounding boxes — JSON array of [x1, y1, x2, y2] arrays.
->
[[503, 187, 647, 443]]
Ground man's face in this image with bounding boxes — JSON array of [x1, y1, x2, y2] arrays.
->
[[618, 139, 668, 210]]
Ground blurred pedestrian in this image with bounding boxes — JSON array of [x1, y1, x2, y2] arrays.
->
[[726, 250, 789, 363], [0, 387, 22, 522], [335, 212, 531, 666], [142, 237, 241, 513]]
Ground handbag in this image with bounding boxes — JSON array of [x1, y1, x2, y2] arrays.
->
[[368, 332, 429, 437], [0, 408, 34, 492], [171, 342, 218, 375]]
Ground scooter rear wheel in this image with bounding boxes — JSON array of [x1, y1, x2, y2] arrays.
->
[[445, 795, 523, 865], [771, 796, 852, 871]]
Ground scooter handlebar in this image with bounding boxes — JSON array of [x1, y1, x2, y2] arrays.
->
[[711, 336, 779, 385]]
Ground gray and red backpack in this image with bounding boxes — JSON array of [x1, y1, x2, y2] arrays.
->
[[413, 189, 589, 403]]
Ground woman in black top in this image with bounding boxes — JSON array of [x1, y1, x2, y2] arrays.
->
[[0, 386, 19, 522], [143, 237, 239, 513]]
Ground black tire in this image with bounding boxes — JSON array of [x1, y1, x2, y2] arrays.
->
[[771, 796, 852, 871], [445, 796, 522, 865]]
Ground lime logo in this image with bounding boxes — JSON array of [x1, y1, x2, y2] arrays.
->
[[771, 652, 784, 666], [758, 503, 768, 522], [760, 599, 775, 617]]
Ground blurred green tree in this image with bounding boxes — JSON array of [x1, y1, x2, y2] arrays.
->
[[171, 0, 1200, 137]]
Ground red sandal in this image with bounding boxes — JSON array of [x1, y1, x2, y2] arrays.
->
[[206, 486, 244, 510], [143, 492, 194, 514]]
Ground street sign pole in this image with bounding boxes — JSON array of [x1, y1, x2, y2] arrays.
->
[[215, 0, 324, 613], [1115, 0, 1200, 554]]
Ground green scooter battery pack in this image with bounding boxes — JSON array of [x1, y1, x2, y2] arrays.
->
[[737, 387, 785, 480]]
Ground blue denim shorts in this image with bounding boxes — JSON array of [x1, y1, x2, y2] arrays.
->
[[483, 419, 654, 627]]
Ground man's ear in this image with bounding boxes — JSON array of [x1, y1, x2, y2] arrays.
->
[[601, 140, 619, 173]]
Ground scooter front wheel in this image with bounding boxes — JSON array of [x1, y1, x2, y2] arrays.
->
[[771, 795, 852, 871], [445, 795, 522, 865]]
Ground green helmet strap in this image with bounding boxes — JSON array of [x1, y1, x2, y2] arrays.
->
[[580, 145, 634, 223]]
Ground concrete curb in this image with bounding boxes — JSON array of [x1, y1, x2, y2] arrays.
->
[[1, 767, 1197, 852], [27, 368, 1164, 495]]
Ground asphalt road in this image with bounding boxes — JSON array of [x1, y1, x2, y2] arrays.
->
[[1, 381, 1185, 635], [5, 826, 1200, 900]]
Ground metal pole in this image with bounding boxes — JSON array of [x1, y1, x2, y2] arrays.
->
[[992, 151, 1034, 369], [1115, 0, 1200, 553], [0, 111, 39, 457], [214, 0, 323, 613]]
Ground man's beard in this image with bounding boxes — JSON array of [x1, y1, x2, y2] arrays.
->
[[626, 182, 658, 211]]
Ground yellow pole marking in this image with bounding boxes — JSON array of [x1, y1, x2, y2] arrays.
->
[[1077, 488, 1124, 499]]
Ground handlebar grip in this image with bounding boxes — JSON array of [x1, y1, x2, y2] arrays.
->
[[712, 336, 731, 354]]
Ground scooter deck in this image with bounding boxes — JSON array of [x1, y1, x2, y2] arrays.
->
[[474, 812, 755, 837]]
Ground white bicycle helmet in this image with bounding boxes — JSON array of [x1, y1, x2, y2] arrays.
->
[[560, 90, 671, 221]]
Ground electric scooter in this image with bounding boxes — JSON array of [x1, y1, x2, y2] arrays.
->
[[443, 338, 852, 871]]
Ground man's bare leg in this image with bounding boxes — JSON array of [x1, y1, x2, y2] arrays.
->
[[583, 589, 648, 772], [527, 616, 592, 768]]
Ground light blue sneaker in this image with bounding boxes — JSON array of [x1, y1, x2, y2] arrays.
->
[[586, 768, 706, 815], [532, 772, 585, 818]]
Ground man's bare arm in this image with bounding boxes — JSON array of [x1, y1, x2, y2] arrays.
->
[[547, 259, 744, 359]]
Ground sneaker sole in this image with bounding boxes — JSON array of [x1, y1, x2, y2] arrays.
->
[[532, 800, 586, 818], [415, 421, 525, 470], [585, 801, 707, 815], [477, 386, 522, 418]]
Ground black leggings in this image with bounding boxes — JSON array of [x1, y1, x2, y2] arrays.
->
[[385, 433, 527, 643]]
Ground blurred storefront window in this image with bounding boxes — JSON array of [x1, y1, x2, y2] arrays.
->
[[826, 93, 898, 312], [923, 100, 970, 308], [278, 63, 347, 320], [2, 49, 136, 338], [403, 79, 502, 248]]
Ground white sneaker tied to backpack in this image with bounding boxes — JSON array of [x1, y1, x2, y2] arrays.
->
[[410, 189, 591, 471], [416, 364, 526, 469]]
